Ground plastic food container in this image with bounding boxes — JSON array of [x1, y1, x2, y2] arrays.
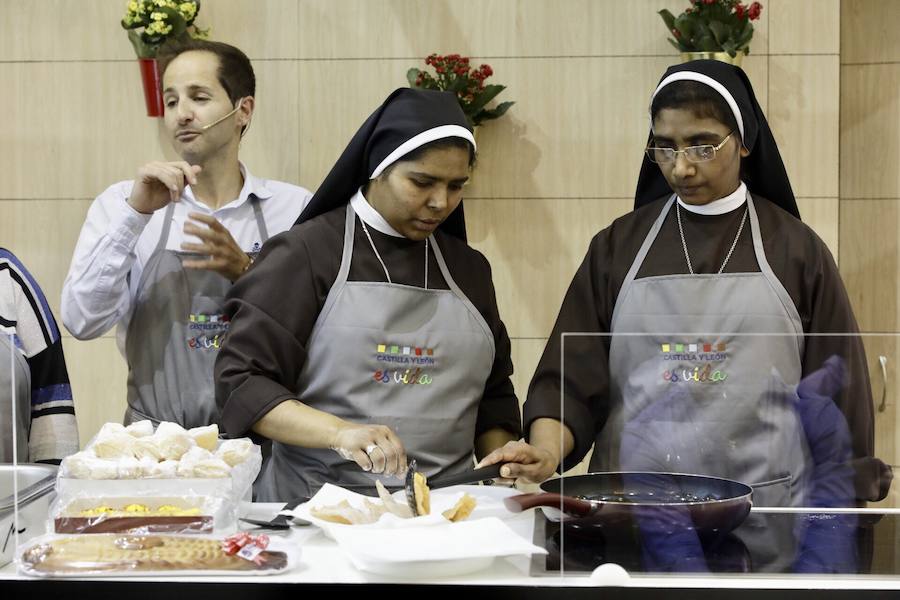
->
[[0, 463, 57, 567]]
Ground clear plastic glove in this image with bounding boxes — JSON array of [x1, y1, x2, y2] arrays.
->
[[476, 440, 559, 486], [329, 423, 408, 477]]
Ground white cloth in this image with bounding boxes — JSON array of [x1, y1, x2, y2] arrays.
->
[[677, 181, 747, 215], [349, 188, 403, 237], [62, 163, 312, 354]]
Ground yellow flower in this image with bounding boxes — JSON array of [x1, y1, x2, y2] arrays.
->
[[128, 1, 138, 12], [153, 0, 167, 7], [151, 11, 166, 21]]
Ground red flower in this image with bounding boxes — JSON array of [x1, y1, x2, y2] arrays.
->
[[672, 28, 681, 38], [748, 1, 762, 20], [479, 64, 493, 77], [735, 3, 746, 19], [460, 57, 470, 65], [435, 66, 445, 74]]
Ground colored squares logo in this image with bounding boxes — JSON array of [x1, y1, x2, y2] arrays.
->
[[688, 344, 697, 352], [717, 343, 726, 352], [375, 343, 435, 357], [661, 344, 670, 353], [675, 344, 684, 352], [704, 344, 712, 352]]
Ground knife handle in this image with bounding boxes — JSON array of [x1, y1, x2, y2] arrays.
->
[[429, 463, 503, 490]]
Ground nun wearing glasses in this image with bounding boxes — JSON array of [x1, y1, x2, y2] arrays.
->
[[215, 88, 521, 501], [479, 60, 891, 507]]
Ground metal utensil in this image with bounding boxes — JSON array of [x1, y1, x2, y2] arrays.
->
[[403, 460, 504, 516], [239, 496, 311, 529]]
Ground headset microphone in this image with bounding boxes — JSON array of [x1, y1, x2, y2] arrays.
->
[[201, 101, 242, 131]]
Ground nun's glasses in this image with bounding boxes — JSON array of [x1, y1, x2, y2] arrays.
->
[[645, 131, 734, 164]]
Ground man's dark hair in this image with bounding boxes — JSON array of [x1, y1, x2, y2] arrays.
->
[[157, 39, 255, 135]]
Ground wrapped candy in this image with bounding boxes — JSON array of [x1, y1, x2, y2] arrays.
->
[[117, 456, 143, 479], [92, 432, 137, 459], [188, 424, 219, 451], [153, 422, 195, 460], [132, 436, 164, 461], [215, 439, 252, 467], [61, 451, 96, 479], [176, 446, 215, 478], [151, 459, 179, 479], [87, 458, 120, 480], [125, 419, 154, 438], [192, 457, 231, 479]]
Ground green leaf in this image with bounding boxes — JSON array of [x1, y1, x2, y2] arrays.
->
[[667, 38, 683, 51], [659, 9, 676, 31], [467, 84, 506, 114], [406, 68, 422, 87], [479, 101, 514, 120], [698, 35, 719, 52], [708, 20, 728, 45]]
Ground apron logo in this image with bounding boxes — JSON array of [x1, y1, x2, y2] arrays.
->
[[661, 340, 728, 383], [188, 333, 225, 350], [251, 242, 261, 252], [189, 313, 231, 330], [372, 367, 433, 385], [373, 343, 435, 365], [187, 313, 229, 350], [372, 343, 436, 385]]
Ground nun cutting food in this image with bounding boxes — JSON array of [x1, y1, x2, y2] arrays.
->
[[215, 88, 521, 501], [480, 60, 891, 507]]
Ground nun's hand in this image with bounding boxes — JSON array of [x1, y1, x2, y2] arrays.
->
[[129, 161, 200, 214], [181, 212, 252, 281], [476, 440, 559, 485], [330, 423, 408, 477]]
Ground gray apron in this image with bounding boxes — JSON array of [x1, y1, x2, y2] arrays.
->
[[601, 194, 811, 508], [125, 198, 268, 428], [0, 333, 30, 462], [256, 205, 496, 501]]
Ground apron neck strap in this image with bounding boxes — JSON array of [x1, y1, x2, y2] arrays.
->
[[250, 195, 269, 242], [155, 203, 177, 253]]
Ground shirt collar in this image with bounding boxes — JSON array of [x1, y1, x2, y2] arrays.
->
[[181, 162, 273, 210], [350, 188, 403, 237], [677, 181, 747, 216]]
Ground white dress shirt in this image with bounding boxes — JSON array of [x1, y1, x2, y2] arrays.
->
[[62, 163, 312, 354]]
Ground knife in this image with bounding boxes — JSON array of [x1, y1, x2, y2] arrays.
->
[[341, 463, 503, 494], [239, 496, 311, 529]]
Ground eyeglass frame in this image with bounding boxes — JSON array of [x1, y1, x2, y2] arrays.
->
[[645, 131, 736, 164]]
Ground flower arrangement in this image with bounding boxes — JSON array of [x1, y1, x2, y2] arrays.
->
[[659, 0, 763, 58], [407, 54, 514, 128], [121, 0, 209, 58]]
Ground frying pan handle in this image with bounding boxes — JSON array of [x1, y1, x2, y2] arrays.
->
[[503, 492, 595, 516]]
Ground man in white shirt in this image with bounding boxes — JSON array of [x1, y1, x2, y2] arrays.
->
[[62, 39, 311, 428]]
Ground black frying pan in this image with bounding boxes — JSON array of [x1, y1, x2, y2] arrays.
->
[[505, 471, 752, 537]]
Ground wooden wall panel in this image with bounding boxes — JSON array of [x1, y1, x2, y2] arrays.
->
[[0, 199, 90, 323], [466, 198, 633, 339], [0, 62, 162, 200], [840, 65, 900, 199], [296, 0, 769, 60], [769, 55, 840, 198], [768, 0, 840, 55], [62, 336, 128, 446], [841, 0, 900, 64], [797, 197, 839, 259], [235, 61, 302, 184], [839, 200, 899, 333]]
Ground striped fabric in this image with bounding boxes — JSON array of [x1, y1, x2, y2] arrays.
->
[[1, 248, 78, 462]]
